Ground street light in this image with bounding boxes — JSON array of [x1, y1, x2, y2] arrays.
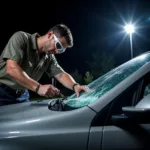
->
[[124, 24, 135, 59]]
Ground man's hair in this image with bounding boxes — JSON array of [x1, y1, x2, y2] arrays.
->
[[48, 24, 73, 48]]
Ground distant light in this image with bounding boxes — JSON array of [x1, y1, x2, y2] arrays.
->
[[124, 24, 135, 34]]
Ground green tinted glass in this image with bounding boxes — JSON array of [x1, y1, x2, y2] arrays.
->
[[64, 53, 150, 108]]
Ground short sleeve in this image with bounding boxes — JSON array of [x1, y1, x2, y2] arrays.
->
[[46, 54, 64, 77], [1, 31, 27, 64]]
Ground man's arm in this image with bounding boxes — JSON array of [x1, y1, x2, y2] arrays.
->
[[55, 72, 89, 97], [6, 59, 39, 91], [54, 72, 76, 90], [6, 59, 60, 97]]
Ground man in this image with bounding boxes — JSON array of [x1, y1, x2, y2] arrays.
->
[[0, 24, 89, 105]]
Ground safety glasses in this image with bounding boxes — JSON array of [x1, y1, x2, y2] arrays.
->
[[53, 34, 66, 53]]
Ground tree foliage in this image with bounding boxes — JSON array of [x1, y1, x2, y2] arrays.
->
[[86, 51, 116, 79], [70, 69, 82, 83], [83, 71, 93, 84]]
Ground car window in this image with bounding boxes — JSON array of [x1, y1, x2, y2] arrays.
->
[[140, 72, 150, 98], [105, 79, 142, 125], [105, 72, 150, 125], [64, 53, 150, 109], [144, 84, 150, 96]]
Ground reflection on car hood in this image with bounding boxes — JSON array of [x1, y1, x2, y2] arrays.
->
[[0, 99, 62, 122]]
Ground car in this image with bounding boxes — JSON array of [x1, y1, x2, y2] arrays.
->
[[1, 51, 150, 150]]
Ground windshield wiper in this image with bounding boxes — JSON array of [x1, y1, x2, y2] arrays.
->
[[48, 97, 76, 111]]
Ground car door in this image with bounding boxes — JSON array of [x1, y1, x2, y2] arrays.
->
[[101, 72, 150, 150], [87, 79, 143, 150], [87, 102, 112, 150]]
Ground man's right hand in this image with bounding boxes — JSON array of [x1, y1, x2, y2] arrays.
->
[[37, 84, 61, 98]]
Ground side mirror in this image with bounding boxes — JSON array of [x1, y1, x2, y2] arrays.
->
[[123, 94, 150, 123], [122, 106, 150, 123], [111, 107, 150, 125], [111, 94, 150, 125]]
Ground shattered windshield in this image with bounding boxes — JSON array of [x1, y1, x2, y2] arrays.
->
[[64, 52, 150, 108]]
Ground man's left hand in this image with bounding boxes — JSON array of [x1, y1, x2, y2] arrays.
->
[[74, 85, 90, 97]]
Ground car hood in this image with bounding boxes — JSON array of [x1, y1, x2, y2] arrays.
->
[[0, 99, 68, 121], [0, 99, 96, 141], [0, 98, 95, 124], [0, 99, 97, 150]]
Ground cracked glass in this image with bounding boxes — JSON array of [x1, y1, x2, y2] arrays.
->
[[64, 53, 150, 108]]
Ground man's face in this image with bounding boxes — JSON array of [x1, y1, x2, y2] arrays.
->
[[43, 32, 67, 55]]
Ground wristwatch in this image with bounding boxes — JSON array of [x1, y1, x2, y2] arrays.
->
[[35, 83, 41, 93], [72, 83, 79, 91]]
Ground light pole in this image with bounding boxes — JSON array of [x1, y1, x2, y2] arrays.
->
[[124, 24, 135, 59]]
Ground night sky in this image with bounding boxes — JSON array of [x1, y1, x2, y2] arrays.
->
[[1, 0, 150, 75]]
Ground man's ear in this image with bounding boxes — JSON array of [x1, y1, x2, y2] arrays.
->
[[47, 31, 54, 39]]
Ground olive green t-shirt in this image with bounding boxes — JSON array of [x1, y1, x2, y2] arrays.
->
[[0, 31, 64, 90]]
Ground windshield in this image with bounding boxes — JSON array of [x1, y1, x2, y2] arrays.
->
[[64, 52, 150, 108]]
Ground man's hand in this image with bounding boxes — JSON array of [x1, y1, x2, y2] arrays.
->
[[37, 84, 62, 98], [74, 84, 91, 97]]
